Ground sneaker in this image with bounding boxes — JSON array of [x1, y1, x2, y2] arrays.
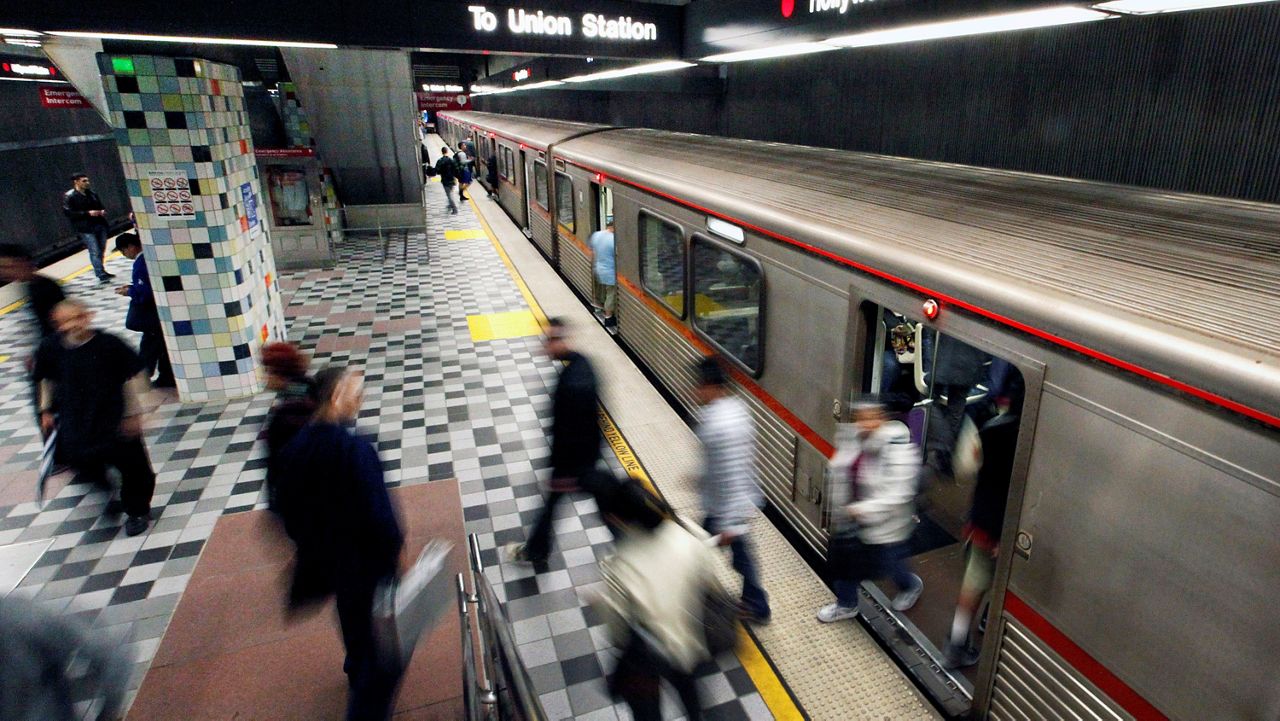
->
[[817, 603, 859, 623], [891, 574, 924, 611], [124, 514, 150, 537], [945, 642, 981, 669], [603, 316, 617, 329]]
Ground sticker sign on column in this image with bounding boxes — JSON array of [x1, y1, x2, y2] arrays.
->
[[148, 170, 196, 221]]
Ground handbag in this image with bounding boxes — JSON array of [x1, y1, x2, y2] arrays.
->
[[372, 539, 453, 672]]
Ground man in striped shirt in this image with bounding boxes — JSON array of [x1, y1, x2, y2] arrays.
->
[[695, 356, 771, 624]]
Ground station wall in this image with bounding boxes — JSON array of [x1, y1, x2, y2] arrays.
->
[[476, 3, 1280, 204]]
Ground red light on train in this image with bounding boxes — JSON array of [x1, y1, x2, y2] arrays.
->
[[519, 143, 527, 149], [595, 173, 605, 184], [922, 298, 940, 320], [489, 132, 496, 138]]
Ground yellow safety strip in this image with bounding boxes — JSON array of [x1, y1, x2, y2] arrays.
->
[[466, 310, 542, 342], [469, 195, 807, 721], [444, 229, 489, 241], [0, 355, 9, 364]]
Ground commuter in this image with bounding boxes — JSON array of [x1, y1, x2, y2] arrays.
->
[[485, 153, 498, 198], [925, 334, 989, 476], [694, 356, 771, 624], [433, 148, 458, 214], [508, 318, 601, 567], [817, 396, 923, 623], [260, 342, 316, 513], [275, 366, 405, 721], [455, 146, 473, 201], [0, 594, 129, 721], [61, 172, 114, 282], [589, 222, 617, 330], [945, 377, 1023, 667], [0, 243, 66, 434], [34, 300, 156, 536], [597, 478, 712, 721], [113, 233, 174, 388]]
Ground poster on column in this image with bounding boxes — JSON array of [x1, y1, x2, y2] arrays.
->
[[240, 182, 259, 233], [147, 170, 196, 221]]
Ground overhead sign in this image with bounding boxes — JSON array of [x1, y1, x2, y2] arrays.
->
[[39, 87, 89, 108], [467, 5, 659, 40], [254, 147, 316, 158], [417, 92, 471, 111]]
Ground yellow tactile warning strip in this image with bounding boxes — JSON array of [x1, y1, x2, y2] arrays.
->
[[472, 193, 809, 721], [465, 310, 542, 342], [444, 229, 488, 241]]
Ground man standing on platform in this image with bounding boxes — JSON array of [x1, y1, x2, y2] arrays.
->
[[508, 318, 601, 567], [114, 233, 175, 388], [62, 173, 114, 282], [34, 300, 156, 536]]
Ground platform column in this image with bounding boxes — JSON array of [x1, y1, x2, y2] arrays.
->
[[98, 53, 286, 401]]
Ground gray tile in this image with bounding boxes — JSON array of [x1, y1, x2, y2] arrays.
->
[[551, 628, 596, 660], [567, 680, 613, 716]]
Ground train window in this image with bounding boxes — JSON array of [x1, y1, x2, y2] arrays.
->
[[555, 172, 575, 233], [504, 147, 514, 182], [639, 211, 685, 318], [534, 161, 548, 209], [691, 236, 763, 373]]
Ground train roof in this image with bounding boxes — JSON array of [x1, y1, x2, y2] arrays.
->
[[441, 111, 607, 150], [457, 111, 1280, 422]]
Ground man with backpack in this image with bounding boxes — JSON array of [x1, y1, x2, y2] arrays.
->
[[817, 396, 924, 623], [433, 147, 458, 214]]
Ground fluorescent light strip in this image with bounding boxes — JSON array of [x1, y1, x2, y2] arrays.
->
[[0, 77, 68, 83], [702, 42, 839, 63], [828, 6, 1109, 48], [0, 28, 42, 37], [45, 31, 336, 49], [563, 60, 694, 83], [1094, 0, 1278, 13]]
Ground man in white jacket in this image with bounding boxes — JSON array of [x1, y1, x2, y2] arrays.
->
[[818, 397, 924, 623]]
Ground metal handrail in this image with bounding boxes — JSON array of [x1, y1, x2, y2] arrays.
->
[[458, 573, 483, 721]]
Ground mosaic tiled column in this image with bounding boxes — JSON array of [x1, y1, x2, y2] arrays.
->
[[276, 81, 314, 148], [98, 54, 286, 402]]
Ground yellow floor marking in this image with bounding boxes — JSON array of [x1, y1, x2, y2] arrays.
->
[[0, 355, 9, 364], [429, 176, 441, 183], [0, 250, 125, 319], [471, 195, 807, 721], [466, 310, 542, 342], [444, 229, 488, 241]]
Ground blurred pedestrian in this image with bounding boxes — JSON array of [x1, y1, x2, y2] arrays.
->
[[485, 152, 498, 198], [455, 145, 473, 201], [113, 232, 174, 388], [34, 300, 156, 536], [694, 356, 771, 624], [597, 478, 713, 721], [434, 148, 458, 214], [61, 172, 113, 282], [508, 318, 601, 567], [924, 335, 988, 476], [0, 243, 66, 435], [817, 396, 923, 623], [590, 222, 617, 330], [260, 342, 316, 513], [276, 366, 405, 721], [0, 594, 129, 721]]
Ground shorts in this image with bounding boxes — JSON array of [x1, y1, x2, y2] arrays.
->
[[960, 537, 997, 597], [599, 283, 617, 314]]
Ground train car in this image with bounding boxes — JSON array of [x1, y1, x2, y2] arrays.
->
[[439, 111, 1280, 721]]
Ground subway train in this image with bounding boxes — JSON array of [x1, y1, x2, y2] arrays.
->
[[438, 110, 1280, 721]]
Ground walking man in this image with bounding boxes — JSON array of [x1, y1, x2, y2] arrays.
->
[[34, 300, 156, 536], [114, 233, 175, 388], [694, 356, 771, 624], [508, 318, 601, 567], [62, 173, 114, 282], [434, 147, 458, 214]]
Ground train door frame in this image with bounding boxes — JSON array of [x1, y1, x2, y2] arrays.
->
[[519, 148, 531, 237], [590, 182, 615, 313], [840, 282, 1045, 717]]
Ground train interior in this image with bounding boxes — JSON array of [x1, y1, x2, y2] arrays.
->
[[856, 302, 1026, 691]]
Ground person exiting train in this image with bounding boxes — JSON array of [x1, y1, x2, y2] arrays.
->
[[818, 396, 923, 623], [694, 356, 771, 624], [434, 147, 458, 214], [508, 318, 602, 567], [590, 221, 617, 331], [454, 146, 473, 202]]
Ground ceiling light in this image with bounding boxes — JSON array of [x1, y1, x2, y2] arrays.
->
[[827, 6, 1109, 48], [0, 28, 41, 37], [563, 60, 694, 83], [702, 42, 839, 63], [514, 80, 564, 91], [0, 76, 68, 83], [45, 31, 337, 49], [1093, 0, 1278, 13]]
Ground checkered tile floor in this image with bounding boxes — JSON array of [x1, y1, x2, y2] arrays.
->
[[0, 180, 772, 719]]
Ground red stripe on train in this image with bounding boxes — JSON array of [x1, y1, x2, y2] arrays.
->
[[1003, 593, 1169, 720]]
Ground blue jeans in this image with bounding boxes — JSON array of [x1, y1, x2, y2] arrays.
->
[[78, 228, 108, 278], [832, 536, 915, 607], [704, 516, 770, 618], [440, 183, 457, 212]]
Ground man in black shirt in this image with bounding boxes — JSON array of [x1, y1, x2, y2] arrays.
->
[[35, 300, 156, 536], [0, 243, 67, 435], [433, 148, 458, 214], [62, 172, 114, 282]]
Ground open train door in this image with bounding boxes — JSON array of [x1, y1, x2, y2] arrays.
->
[[518, 149, 531, 238], [838, 290, 1044, 717]]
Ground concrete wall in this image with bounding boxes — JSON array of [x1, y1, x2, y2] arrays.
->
[[280, 49, 422, 206]]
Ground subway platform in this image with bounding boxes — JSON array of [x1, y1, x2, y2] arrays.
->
[[0, 147, 936, 719]]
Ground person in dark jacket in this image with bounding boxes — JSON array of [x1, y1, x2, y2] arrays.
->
[[508, 318, 602, 566], [433, 148, 458, 214], [62, 173, 113, 282], [260, 342, 316, 514], [924, 333, 989, 475], [113, 233, 174, 388], [485, 153, 499, 198], [945, 375, 1024, 668], [276, 366, 404, 721], [0, 243, 66, 435], [34, 300, 156, 536]]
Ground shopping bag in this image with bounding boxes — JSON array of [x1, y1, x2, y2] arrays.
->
[[36, 430, 57, 507], [373, 539, 453, 672]]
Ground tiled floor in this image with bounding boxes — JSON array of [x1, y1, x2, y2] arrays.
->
[[0, 177, 770, 719]]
